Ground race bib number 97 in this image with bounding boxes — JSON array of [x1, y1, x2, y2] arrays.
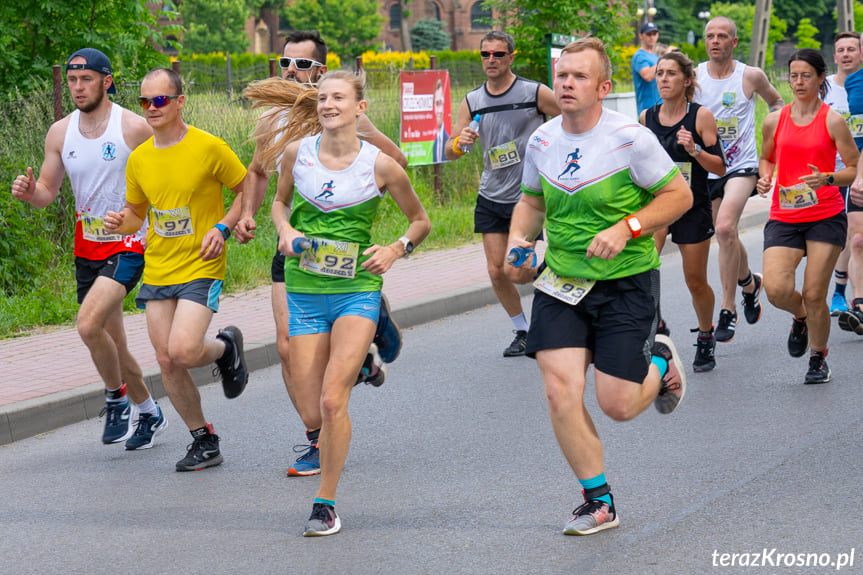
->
[[152, 206, 193, 237], [299, 237, 360, 278]]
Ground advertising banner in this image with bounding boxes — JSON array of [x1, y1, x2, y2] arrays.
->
[[399, 70, 452, 166]]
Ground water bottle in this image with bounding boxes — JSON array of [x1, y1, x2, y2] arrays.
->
[[506, 246, 536, 268], [461, 114, 481, 153], [292, 237, 311, 253]]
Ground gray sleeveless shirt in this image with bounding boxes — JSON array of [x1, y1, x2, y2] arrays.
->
[[466, 76, 546, 204]]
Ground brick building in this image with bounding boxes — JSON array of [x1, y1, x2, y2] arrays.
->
[[378, 0, 497, 51]]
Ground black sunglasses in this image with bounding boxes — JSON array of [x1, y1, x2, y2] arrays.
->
[[138, 95, 180, 109], [480, 51, 509, 59], [279, 57, 324, 70]]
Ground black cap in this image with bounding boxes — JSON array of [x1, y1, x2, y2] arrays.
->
[[640, 22, 659, 34], [66, 48, 116, 94]]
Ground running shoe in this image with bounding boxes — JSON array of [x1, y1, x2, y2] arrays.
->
[[214, 325, 249, 399], [287, 440, 320, 477], [804, 350, 831, 384], [741, 272, 763, 324], [837, 308, 863, 335], [656, 318, 671, 337], [125, 405, 168, 450], [715, 309, 737, 342], [374, 294, 402, 363], [787, 317, 809, 357], [652, 334, 687, 414], [175, 430, 223, 472], [100, 399, 138, 444], [692, 329, 716, 373], [563, 498, 619, 536], [503, 330, 528, 357], [303, 502, 341, 537], [356, 343, 387, 387], [830, 293, 849, 316]]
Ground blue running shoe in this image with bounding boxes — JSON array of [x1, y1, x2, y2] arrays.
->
[[100, 400, 138, 444], [287, 440, 320, 476], [125, 405, 168, 450], [374, 294, 402, 364], [830, 293, 849, 316]]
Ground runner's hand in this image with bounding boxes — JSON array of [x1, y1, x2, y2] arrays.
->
[[103, 210, 125, 233], [799, 164, 828, 189], [362, 244, 400, 276], [234, 217, 256, 244], [587, 221, 630, 260], [755, 175, 772, 198], [676, 127, 695, 154], [850, 177, 863, 207], [11, 167, 36, 203], [199, 228, 225, 261]]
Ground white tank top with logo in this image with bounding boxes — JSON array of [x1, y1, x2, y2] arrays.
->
[[62, 102, 146, 258], [695, 60, 758, 178]]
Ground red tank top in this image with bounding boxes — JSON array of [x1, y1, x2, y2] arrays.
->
[[769, 102, 843, 223]]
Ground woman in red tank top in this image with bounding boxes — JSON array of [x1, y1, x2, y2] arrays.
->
[[756, 48, 859, 384]]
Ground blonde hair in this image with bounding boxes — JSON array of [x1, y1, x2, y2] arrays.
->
[[560, 37, 612, 83], [242, 70, 368, 172]]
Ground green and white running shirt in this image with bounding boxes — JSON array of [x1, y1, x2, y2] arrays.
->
[[521, 109, 678, 280], [285, 135, 384, 294]]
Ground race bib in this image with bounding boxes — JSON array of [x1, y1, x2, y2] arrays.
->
[[299, 237, 359, 278], [716, 118, 739, 142], [152, 206, 193, 237], [778, 183, 818, 209], [488, 140, 521, 170], [533, 266, 596, 306], [675, 161, 692, 186], [79, 214, 121, 243], [847, 114, 863, 138]]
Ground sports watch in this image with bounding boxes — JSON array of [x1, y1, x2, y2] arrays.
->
[[689, 143, 702, 157], [398, 236, 414, 257], [826, 173, 835, 186], [624, 216, 642, 238]]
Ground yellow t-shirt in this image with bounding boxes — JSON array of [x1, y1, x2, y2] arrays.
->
[[126, 126, 246, 285]]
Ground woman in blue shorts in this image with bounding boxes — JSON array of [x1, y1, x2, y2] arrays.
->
[[266, 70, 430, 536]]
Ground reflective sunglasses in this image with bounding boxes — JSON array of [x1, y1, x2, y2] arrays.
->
[[480, 51, 509, 59], [278, 57, 324, 70], [138, 95, 180, 109]]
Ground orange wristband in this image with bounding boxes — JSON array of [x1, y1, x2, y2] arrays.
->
[[452, 137, 466, 156]]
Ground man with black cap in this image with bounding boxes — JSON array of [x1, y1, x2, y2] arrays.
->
[[632, 22, 663, 114], [10, 48, 165, 450]]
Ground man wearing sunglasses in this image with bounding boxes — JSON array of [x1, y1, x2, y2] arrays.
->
[[104, 67, 249, 472], [10, 47, 166, 450], [445, 30, 559, 358], [234, 30, 405, 479]]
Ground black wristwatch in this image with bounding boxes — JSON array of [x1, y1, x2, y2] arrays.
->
[[826, 173, 835, 186]]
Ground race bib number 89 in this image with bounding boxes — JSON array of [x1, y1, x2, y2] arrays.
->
[[299, 237, 360, 278]]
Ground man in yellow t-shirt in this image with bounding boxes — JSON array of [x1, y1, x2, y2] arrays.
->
[[105, 67, 248, 472]]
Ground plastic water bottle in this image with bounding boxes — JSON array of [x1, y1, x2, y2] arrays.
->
[[506, 246, 536, 267], [292, 237, 311, 253], [461, 114, 481, 153]]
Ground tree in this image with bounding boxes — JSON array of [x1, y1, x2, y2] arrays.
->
[[794, 17, 821, 49], [179, 0, 250, 54], [0, 0, 179, 98], [398, 0, 414, 52], [485, 0, 635, 83], [285, 0, 384, 60], [410, 18, 451, 52]]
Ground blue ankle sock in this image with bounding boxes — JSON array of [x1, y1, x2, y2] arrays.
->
[[651, 355, 668, 378], [579, 473, 612, 507], [314, 497, 335, 507]]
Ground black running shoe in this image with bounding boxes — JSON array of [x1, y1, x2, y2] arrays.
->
[[787, 317, 809, 358], [176, 429, 223, 472], [656, 319, 671, 337], [715, 309, 737, 342], [303, 502, 341, 536], [503, 330, 528, 357], [214, 326, 248, 399], [374, 294, 402, 363], [692, 329, 716, 373], [804, 351, 831, 384], [741, 273, 763, 324], [837, 308, 863, 335]]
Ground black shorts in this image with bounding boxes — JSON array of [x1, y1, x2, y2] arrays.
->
[[525, 269, 659, 384], [763, 211, 848, 254], [271, 247, 285, 283], [474, 195, 516, 234], [74, 252, 144, 305], [707, 167, 758, 201], [842, 186, 863, 213], [135, 278, 223, 312], [669, 200, 714, 244]]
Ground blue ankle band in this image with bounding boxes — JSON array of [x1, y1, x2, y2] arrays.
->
[[314, 497, 335, 507]]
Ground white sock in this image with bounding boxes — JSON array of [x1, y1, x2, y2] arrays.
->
[[511, 313, 529, 332], [136, 396, 159, 416]]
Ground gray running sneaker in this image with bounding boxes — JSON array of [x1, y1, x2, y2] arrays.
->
[[303, 502, 341, 537], [175, 429, 223, 472], [837, 308, 863, 335], [652, 334, 687, 414], [503, 330, 528, 357], [563, 498, 619, 536]]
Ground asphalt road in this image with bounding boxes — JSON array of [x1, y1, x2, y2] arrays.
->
[[1, 226, 862, 574]]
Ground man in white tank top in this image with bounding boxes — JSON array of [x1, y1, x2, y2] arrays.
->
[[694, 16, 783, 343], [10, 48, 162, 449]]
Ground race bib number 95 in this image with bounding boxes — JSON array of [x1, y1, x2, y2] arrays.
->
[[716, 118, 739, 142], [152, 206, 193, 237]]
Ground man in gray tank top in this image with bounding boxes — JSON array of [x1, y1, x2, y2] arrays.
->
[[446, 30, 559, 357]]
